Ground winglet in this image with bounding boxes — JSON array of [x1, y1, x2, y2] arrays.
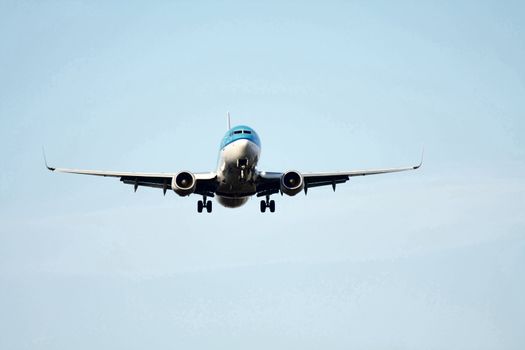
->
[[227, 112, 231, 130], [414, 147, 424, 170], [42, 147, 55, 171]]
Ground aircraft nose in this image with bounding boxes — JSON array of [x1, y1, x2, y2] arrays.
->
[[236, 139, 250, 151]]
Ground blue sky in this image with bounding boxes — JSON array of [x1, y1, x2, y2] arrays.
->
[[1, 1, 524, 349]]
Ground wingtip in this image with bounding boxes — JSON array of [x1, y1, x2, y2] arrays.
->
[[414, 147, 425, 169], [42, 147, 55, 171]]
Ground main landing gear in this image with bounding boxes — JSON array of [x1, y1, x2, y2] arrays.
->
[[197, 196, 212, 213], [260, 195, 276, 213]]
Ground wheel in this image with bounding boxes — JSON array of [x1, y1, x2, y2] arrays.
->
[[197, 200, 203, 213], [206, 201, 212, 213], [260, 200, 266, 213], [269, 200, 276, 213]]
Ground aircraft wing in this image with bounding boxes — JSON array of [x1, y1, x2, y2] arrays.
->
[[46, 162, 217, 196], [256, 154, 423, 196]]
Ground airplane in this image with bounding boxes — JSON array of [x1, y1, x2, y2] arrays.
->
[[45, 115, 423, 213]]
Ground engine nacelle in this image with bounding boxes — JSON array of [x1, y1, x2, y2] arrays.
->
[[280, 171, 304, 196], [171, 171, 196, 196]]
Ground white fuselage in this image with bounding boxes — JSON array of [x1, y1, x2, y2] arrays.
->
[[215, 139, 261, 208]]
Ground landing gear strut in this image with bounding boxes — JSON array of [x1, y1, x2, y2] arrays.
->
[[260, 195, 276, 213], [197, 196, 212, 213]]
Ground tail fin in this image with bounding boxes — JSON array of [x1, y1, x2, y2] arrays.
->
[[227, 112, 231, 130]]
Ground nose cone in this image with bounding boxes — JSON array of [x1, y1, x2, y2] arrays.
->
[[234, 138, 250, 152], [223, 138, 260, 164], [235, 139, 260, 156]]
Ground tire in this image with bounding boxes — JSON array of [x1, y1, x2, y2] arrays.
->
[[269, 200, 276, 213], [260, 200, 266, 213], [206, 201, 212, 213], [197, 200, 203, 213]]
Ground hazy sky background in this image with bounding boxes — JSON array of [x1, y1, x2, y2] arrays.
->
[[1, 1, 524, 349]]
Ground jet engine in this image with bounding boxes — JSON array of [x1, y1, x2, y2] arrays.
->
[[280, 171, 304, 196], [171, 171, 196, 196]]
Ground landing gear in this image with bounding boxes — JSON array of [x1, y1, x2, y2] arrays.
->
[[238, 158, 249, 183], [197, 196, 213, 213], [260, 196, 276, 213]]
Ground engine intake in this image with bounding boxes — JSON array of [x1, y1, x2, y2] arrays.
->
[[172, 171, 196, 196], [280, 171, 304, 196]]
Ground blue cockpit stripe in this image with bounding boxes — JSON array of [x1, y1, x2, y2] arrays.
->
[[221, 135, 260, 149], [220, 125, 261, 150]]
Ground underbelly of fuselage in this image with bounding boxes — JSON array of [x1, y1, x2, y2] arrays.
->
[[215, 139, 260, 208], [216, 196, 250, 208]]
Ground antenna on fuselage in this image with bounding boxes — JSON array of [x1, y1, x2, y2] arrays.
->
[[227, 112, 231, 130]]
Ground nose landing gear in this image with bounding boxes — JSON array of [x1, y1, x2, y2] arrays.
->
[[237, 158, 250, 183], [260, 195, 276, 213], [197, 196, 212, 213]]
